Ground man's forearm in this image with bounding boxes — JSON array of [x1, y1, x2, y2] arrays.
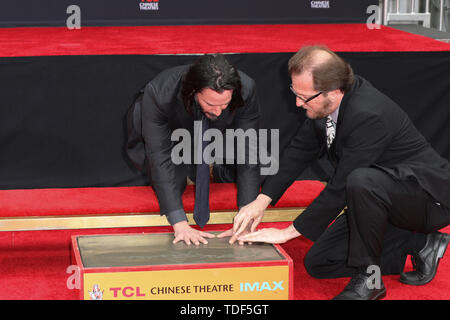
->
[[256, 193, 272, 208], [283, 224, 302, 241]]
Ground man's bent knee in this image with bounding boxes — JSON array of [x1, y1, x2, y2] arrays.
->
[[303, 249, 323, 279], [346, 168, 388, 193]]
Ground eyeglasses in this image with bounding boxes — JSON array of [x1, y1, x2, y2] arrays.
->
[[289, 85, 323, 104]]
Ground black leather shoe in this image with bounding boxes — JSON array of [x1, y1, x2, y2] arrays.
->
[[400, 232, 450, 286], [333, 273, 386, 300]]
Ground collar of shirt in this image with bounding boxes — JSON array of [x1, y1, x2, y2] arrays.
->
[[330, 104, 340, 124]]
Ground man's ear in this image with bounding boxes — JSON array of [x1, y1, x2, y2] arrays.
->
[[327, 89, 344, 102]]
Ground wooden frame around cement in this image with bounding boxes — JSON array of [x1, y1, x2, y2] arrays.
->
[[0, 207, 303, 232]]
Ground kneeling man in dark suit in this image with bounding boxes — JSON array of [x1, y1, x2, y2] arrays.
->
[[232, 45, 450, 300], [127, 54, 261, 246]]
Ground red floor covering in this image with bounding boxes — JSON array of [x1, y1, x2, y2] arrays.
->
[[1, 24, 450, 58], [0, 182, 324, 218], [1, 223, 449, 300]]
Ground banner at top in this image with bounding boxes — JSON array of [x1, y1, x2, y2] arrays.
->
[[0, 0, 378, 27]]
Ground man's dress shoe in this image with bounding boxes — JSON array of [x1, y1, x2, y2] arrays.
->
[[400, 232, 450, 286], [333, 273, 386, 300]]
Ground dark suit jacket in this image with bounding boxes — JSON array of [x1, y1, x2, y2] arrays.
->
[[261, 75, 450, 241], [127, 65, 261, 224]]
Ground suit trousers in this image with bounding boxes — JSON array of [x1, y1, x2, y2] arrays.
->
[[304, 167, 450, 279]]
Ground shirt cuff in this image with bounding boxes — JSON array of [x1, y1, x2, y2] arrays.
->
[[165, 208, 188, 225]]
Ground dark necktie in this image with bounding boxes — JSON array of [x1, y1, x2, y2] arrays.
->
[[193, 115, 210, 227]]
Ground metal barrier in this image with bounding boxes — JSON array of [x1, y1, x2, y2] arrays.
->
[[383, 0, 431, 27], [383, 0, 448, 31], [436, 0, 448, 31]]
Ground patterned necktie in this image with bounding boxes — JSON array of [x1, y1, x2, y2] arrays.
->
[[193, 115, 210, 228], [326, 115, 336, 148]]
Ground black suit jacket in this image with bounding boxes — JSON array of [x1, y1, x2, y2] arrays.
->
[[127, 65, 261, 224], [261, 75, 450, 241]]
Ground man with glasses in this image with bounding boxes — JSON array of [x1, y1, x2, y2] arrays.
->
[[229, 45, 450, 300]]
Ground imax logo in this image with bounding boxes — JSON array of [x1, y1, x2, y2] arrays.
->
[[240, 281, 284, 292]]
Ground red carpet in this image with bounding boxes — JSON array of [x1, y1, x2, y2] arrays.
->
[[0, 181, 324, 217], [1, 223, 449, 300], [1, 24, 449, 58]]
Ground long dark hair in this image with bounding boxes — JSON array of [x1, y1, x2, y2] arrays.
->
[[180, 54, 244, 115]]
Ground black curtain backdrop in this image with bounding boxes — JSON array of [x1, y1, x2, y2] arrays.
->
[[0, 52, 449, 189], [0, 0, 378, 27]]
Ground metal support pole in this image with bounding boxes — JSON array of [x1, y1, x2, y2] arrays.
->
[[383, 0, 389, 25]]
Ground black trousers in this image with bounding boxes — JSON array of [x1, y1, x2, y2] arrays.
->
[[304, 167, 450, 279]]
